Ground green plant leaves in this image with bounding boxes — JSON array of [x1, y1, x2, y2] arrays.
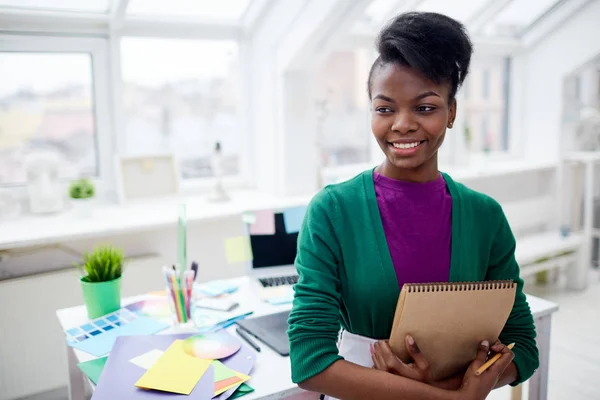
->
[[76, 245, 124, 283], [69, 178, 95, 199]]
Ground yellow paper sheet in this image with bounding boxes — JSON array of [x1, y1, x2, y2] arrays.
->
[[135, 340, 211, 395], [224, 236, 253, 264]]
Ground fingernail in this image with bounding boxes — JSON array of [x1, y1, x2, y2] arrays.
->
[[369, 343, 374, 355], [481, 340, 489, 348], [407, 335, 415, 346]]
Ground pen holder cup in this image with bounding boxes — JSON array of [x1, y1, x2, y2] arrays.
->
[[166, 287, 192, 325]]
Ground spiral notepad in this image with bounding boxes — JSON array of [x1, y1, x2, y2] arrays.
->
[[389, 280, 516, 381]]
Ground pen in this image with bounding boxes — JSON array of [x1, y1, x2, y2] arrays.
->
[[209, 312, 253, 332], [236, 327, 261, 352], [191, 261, 198, 280], [475, 343, 515, 375]]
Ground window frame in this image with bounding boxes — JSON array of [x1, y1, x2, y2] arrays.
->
[[0, 34, 113, 198], [115, 34, 252, 193]]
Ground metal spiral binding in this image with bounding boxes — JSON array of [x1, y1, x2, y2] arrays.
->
[[405, 280, 515, 293]]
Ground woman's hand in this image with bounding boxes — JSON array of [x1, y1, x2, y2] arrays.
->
[[458, 340, 515, 400], [371, 336, 463, 390]]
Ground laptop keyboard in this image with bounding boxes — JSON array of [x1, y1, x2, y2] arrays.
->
[[259, 275, 299, 287]]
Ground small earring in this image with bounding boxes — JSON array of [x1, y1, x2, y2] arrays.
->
[[448, 122, 453, 128]]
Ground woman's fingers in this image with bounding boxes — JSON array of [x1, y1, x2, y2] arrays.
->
[[486, 343, 514, 376], [470, 340, 490, 371], [371, 343, 385, 370], [404, 335, 429, 372], [490, 340, 505, 354], [372, 341, 418, 378]]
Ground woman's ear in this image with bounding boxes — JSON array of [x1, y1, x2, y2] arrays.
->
[[448, 99, 457, 128]]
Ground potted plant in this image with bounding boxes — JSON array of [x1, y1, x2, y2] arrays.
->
[[69, 178, 95, 217], [77, 245, 124, 319]]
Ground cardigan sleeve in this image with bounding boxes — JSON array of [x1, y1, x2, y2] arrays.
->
[[485, 203, 540, 385], [287, 189, 343, 383]]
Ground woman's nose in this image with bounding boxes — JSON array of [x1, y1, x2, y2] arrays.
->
[[391, 111, 418, 134]]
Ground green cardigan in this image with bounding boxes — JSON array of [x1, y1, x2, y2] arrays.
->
[[287, 169, 539, 385]]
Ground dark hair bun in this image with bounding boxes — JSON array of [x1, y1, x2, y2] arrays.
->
[[369, 12, 473, 100]]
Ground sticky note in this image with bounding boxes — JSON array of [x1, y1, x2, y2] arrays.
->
[[77, 356, 108, 385], [129, 349, 164, 370], [248, 209, 276, 235], [224, 236, 253, 264], [241, 211, 256, 224], [283, 206, 306, 233], [135, 340, 211, 395], [212, 360, 250, 396]]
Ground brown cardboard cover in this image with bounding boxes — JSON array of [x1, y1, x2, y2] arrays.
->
[[388, 281, 516, 381]]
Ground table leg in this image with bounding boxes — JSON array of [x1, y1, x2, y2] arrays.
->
[[66, 344, 86, 400], [567, 247, 588, 291], [529, 314, 552, 400], [511, 384, 523, 400]]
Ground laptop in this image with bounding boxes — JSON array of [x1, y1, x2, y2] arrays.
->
[[246, 211, 300, 295], [236, 310, 291, 356]]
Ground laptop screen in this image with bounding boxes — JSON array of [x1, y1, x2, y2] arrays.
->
[[249, 212, 298, 269]]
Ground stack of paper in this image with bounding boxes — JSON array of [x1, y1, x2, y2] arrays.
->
[[90, 333, 256, 400]]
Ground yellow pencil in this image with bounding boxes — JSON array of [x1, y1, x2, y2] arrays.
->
[[475, 343, 515, 376]]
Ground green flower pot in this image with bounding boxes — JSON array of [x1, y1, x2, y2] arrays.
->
[[80, 276, 122, 319]]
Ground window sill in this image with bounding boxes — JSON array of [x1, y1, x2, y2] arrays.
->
[[321, 155, 557, 184], [0, 189, 312, 251]]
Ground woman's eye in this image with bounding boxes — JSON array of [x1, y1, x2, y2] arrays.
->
[[416, 106, 435, 112], [375, 107, 393, 113]]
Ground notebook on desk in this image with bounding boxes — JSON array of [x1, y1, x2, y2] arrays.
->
[[389, 280, 517, 381]]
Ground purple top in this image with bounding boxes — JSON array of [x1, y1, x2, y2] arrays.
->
[[373, 171, 452, 289]]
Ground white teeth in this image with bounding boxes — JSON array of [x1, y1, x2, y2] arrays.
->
[[392, 142, 420, 149]]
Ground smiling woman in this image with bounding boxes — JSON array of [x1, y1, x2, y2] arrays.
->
[[287, 11, 538, 400], [370, 65, 454, 178]]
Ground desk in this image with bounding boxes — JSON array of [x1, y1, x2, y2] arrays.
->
[[56, 277, 557, 400]]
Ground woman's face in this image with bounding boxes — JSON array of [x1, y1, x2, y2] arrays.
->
[[370, 63, 456, 179]]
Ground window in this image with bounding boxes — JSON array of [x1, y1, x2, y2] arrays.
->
[[416, 0, 490, 22], [460, 57, 509, 153], [482, 68, 490, 99], [0, 52, 98, 186], [126, 0, 251, 21], [0, 0, 109, 13], [482, 0, 559, 37], [314, 48, 373, 168], [481, 116, 489, 151], [574, 75, 581, 101], [120, 38, 242, 179]]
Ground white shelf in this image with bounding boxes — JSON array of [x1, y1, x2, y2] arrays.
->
[[0, 158, 562, 251], [564, 151, 600, 163], [0, 190, 313, 251]]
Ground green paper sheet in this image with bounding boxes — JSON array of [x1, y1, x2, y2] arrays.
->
[[230, 383, 255, 399], [212, 360, 238, 381], [77, 356, 108, 385]]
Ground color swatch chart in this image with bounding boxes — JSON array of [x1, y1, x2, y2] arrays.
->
[[65, 308, 142, 345], [64, 301, 169, 357]]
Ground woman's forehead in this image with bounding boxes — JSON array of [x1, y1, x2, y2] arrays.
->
[[371, 63, 450, 101]]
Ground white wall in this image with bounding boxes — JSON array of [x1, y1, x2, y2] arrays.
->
[[515, 0, 600, 163], [0, 215, 249, 283]]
